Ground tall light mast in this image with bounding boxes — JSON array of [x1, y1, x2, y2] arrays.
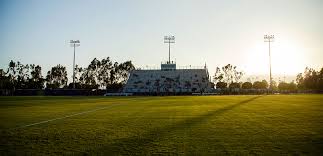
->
[[70, 40, 80, 89], [164, 35, 175, 64], [264, 35, 274, 90]]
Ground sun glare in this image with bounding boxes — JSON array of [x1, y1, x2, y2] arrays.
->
[[272, 40, 306, 74], [244, 39, 307, 75]]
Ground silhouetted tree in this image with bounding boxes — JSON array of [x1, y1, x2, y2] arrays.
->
[[0, 68, 14, 90], [213, 67, 224, 84], [77, 57, 135, 89], [2, 58, 135, 91], [216, 82, 227, 89], [213, 64, 243, 90], [261, 80, 268, 89], [278, 82, 289, 91], [46, 64, 68, 88], [222, 64, 243, 83], [319, 68, 323, 90], [296, 73, 304, 89], [296, 67, 323, 91], [253, 80, 268, 89], [241, 82, 252, 89], [115, 61, 135, 84], [1, 61, 44, 89], [108, 62, 118, 85], [289, 81, 297, 91], [0, 69, 5, 77], [28, 64, 45, 89], [16, 62, 31, 89], [278, 81, 297, 92], [253, 81, 262, 89], [7, 60, 18, 90], [106, 60, 135, 91], [229, 82, 240, 89], [304, 67, 318, 89], [98, 57, 113, 88]]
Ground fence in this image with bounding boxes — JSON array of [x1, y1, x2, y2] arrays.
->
[[0, 89, 107, 96]]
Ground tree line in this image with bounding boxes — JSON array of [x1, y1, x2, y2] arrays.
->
[[0, 57, 134, 90], [1, 60, 322, 93], [296, 67, 323, 91], [213, 64, 323, 92], [213, 64, 270, 90]]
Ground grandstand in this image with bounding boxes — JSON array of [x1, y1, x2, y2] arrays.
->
[[123, 35, 213, 95], [123, 61, 213, 95]]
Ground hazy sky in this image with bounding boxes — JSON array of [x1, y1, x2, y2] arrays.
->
[[1, 0, 322, 81]]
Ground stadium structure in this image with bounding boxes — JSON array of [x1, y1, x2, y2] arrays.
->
[[123, 36, 213, 95]]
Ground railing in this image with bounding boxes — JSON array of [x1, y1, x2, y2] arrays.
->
[[161, 61, 176, 64], [135, 65, 206, 70]]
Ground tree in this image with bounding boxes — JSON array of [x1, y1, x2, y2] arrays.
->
[[6, 61, 30, 89], [241, 82, 252, 89], [98, 57, 113, 88], [78, 58, 135, 89], [289, 81, 297, 91], [68, 64, 84, 89], [253, 80, 268, 89], [1, 58, 136, 91], [28, 65, 45, 89], [7, 60, 18, 90], [46, 64, 68, 88], [296, 67, 323, 90], [221, 64, 243, 83], [213, 67, 224, 84], [296, 73, 304, 89], [253, 81, 262, 89], [68, 82, 82, 89], [109, 62, 118, 85], [7, 60, 17, 78], [319, 68, 323, 90], [278, 81, 297, 92], [229, 82, 240, 89], [80, 58, 101, 89], [15, 62, 30, 89], [216, 82, 227, 89], [213, 64, 244, 86], [73, 64, 83, 84], [1, 61, 45, 89], [261, 80, 268, 89], [0, 69, 5, 77], [0, 68, 14, 89], [278, 82, 289, 91], [303, 67, 318, 90], [115, 61, 135, 84], [106, 60, 135, 91]]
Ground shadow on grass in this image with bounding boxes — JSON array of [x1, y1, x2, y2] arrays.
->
[[91, 95, 263, 154]]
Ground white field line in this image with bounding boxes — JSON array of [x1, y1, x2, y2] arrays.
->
[[16, 104, 119, 129]]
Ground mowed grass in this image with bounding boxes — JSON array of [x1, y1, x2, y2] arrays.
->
[[0, 95, 323, 155]]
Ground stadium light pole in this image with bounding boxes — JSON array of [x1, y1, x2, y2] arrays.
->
[[264, 35, 274, 90], [164, 35, 175, 64], [70, 40, 80, 89]]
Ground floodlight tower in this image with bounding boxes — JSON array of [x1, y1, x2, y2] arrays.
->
[[70, 40, 80, 89], [264, 35, 274, 90], [164, 35, 175, 64]]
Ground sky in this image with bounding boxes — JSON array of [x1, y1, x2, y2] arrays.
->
[[1, 0, 322, 82]]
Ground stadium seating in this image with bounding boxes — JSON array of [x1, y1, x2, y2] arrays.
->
[[123, 68, 212, 94]]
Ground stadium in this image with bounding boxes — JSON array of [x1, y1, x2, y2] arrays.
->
[[123, 36, 213, 95], [123, 61, 212, 95]]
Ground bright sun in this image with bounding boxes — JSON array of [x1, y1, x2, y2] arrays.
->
[[244, 39, 307, 75]]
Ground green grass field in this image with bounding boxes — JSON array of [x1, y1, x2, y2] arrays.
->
[[1, 95, 323, 155]]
